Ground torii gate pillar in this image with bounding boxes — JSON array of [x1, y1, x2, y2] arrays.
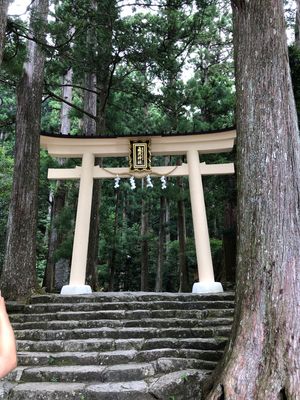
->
[[187, 149, 223, 293], [61, 152, 94, 295]]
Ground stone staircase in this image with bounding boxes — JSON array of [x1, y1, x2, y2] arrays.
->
[[2, 292, 235, 400]]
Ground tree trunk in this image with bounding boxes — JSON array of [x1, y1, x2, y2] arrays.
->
[[0, 0, 9, 64], [221, 176, 237, 285], [43, 69, 73, 292], [53, 70, 74, 290], [1, 0, 49, 300], [177, 176, 189, 292], [60, 68, 73, 135], [296, 0, 300, 47], [221, 202, 236, 284], [155, 196, 166, 292], [82, 73, 97, 136], [86, 175, 101, 291], [206, 1, 300, 399], [86, 0, 118, 291], [43, 182, 67, 292], [140, 180, 149, 291], [82, 71, 100, 291]]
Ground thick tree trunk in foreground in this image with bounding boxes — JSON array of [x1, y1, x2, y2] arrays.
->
[[1, 0, 49, 300], [221, 182, 237, 284], [222, 207, 236, 284], [206, 1, 300, 399], [0, 0, 9, 64]]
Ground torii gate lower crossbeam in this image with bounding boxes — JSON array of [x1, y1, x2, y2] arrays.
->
[[41, 130, 236, 294]]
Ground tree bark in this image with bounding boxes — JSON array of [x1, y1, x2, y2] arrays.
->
[[0, 0, 9, 65], [60, 68, 73, 135], [221, 176, 237, 285], [1, 0, 49, 300], [82, 73, 97, 136], [222, 202, 236, 284], [206, 1, 300, 399]]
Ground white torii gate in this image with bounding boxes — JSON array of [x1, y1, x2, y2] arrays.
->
[[40, 129, 236, 295]]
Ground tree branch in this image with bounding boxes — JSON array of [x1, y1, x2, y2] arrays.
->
[[47, 82, 100, 96], [44, 85, 97, 120]]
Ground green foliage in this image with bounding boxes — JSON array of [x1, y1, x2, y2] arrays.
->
[[0, 143, 14, 270], [0, 84, 17, 139], [52, 207, 75, 262], [2, 18, 27, 78]]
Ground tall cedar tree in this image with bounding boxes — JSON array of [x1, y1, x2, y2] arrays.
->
[[205, 1, 300, 398], [82, 1, 98, 289], [1, 0, 49, 299], [43, 66, 74, 292], [0, 0, 8, 64]]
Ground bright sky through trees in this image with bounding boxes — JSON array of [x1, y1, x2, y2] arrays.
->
[[8, 0, 30, 17]]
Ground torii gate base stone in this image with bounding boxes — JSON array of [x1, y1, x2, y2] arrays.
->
[[40, 129, 236, 294]]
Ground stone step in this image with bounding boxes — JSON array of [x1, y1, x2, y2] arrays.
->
[[14, 358, 215, 384], [12, 317, 233, 331], [6, 369, 205, 400], [17, 337, 228, 353], [6, 382, 87, 400], [15, 300, 235, 314], [21, 363, 155, 383], [29, 291, 235, 304], [17, 348, 224, 366], [15, 326, 231, 341], [9, 308, 234, 323]]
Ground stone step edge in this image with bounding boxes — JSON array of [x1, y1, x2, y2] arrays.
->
[[16, 336, 229, 352], [16, 348, 223, 367], [11, 318, 233, 331], [29, 291, 235, 303], [5, 359, 215, 386], [5, 368, 207, 399], [9, 308, 234, 323], [16, 348, 223, 358], [10, 301, 235, 314], [15, 326, 232, 334]]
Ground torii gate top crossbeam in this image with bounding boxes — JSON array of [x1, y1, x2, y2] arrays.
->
[[40, 129, 236, 158]]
